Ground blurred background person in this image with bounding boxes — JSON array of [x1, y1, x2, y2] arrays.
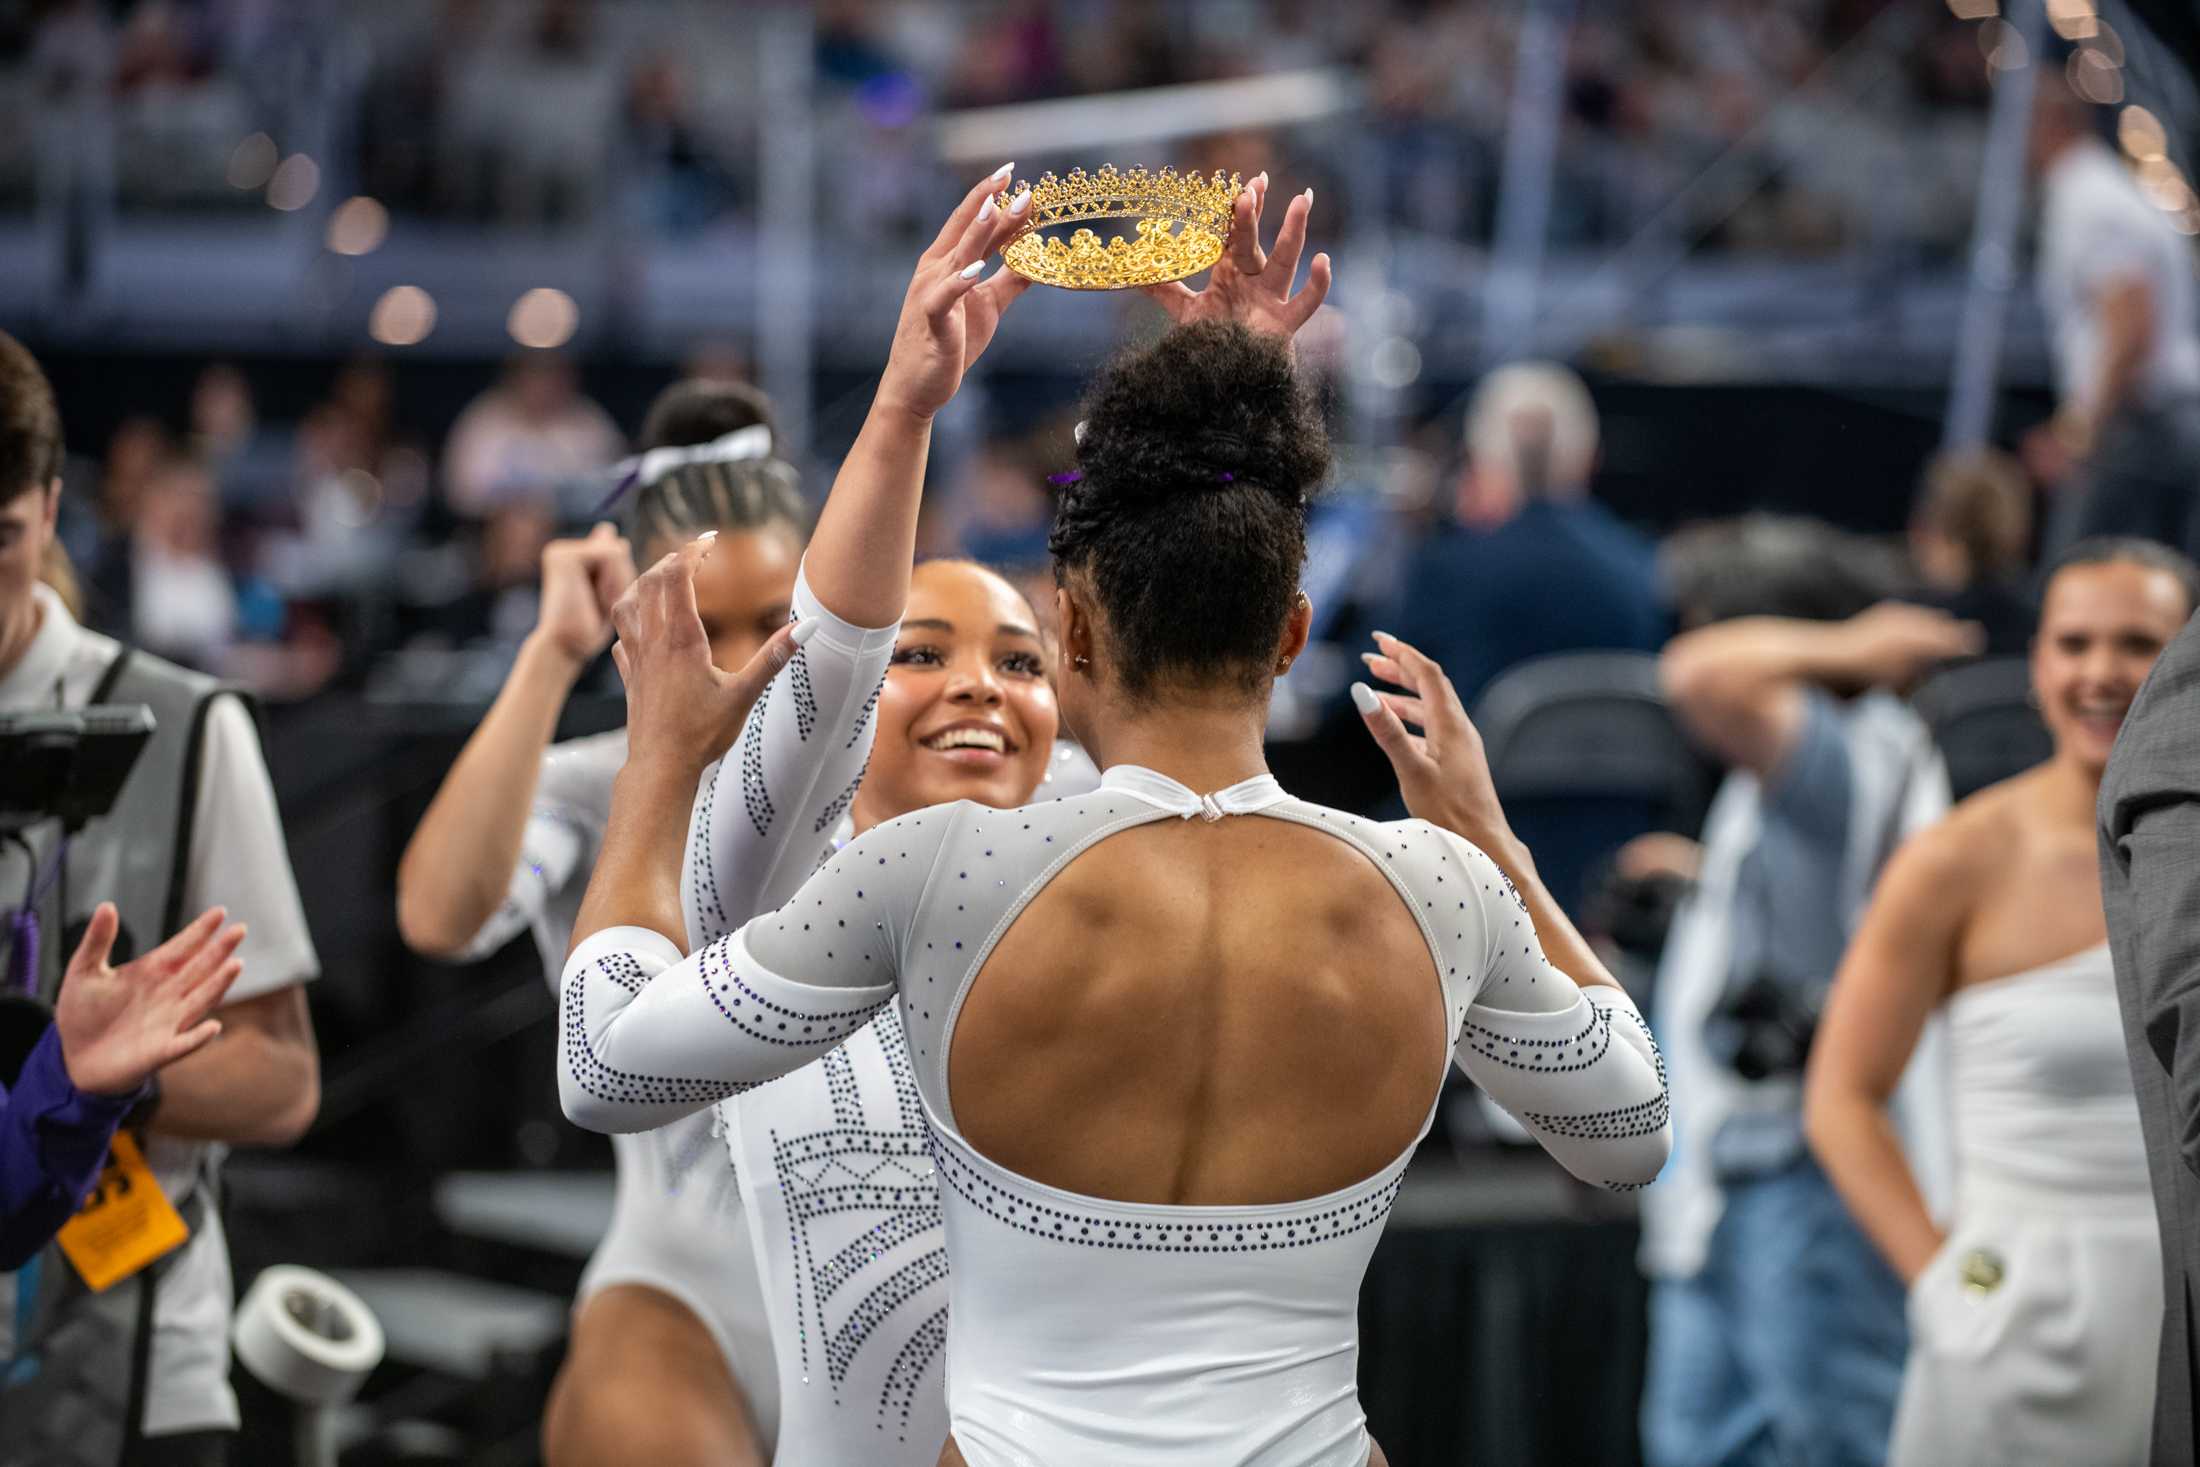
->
[[2027, 69, 2200, 561], [1379, 360, 1665, 917], [0, 329, 320, 1467], [1908, 447, 2037, 658], [1807, 539, 2197, 1467], [442, 353, 621, 519], [1641, 518, 1977, 1467]]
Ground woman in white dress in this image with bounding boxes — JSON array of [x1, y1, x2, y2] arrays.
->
[[558, 182, 1669, 1465], [1805, 538, 2200, 1466]]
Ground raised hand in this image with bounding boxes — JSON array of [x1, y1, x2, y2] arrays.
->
[[610, 535, 806, 778], [875, 166, 1038, 423], [537, 522, 639, 666], [55, 904, 245, 1097], [1351, 631, 1509, 844], [1142, 175, 1333, 344]]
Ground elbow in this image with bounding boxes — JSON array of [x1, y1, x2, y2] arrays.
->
[[1658, 640, 1733, 732], [557, 1074, 645, 1136], [255, 1058, 321, 1149], [395, 884, 476, 962], [1601, 1125, 1674, 1192]]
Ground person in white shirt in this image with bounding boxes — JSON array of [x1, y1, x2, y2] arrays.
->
[[0, 329, 319, 1467], [2027, 70, 2200, 560]]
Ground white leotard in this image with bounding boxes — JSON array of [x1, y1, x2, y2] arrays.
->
[[563, 766, 1671, 1465], [458, 560, 897, 1457]]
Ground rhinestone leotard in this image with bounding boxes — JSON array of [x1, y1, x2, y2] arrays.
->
[[563, 766, 1671, 1465]]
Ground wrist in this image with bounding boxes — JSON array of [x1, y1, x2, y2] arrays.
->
[[518, 629, 591, 686], [616, 752, 708, 800], [866, 393, 941, 432]]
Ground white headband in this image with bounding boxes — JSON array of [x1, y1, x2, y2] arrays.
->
[[611, 423, 775, 499]]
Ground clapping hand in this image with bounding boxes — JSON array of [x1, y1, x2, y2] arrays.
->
[[1143, 175, 1333, 345], [875, 166, 1038, 423], [55, 904, 244, 1098], [610, 535, 807, 779], [536, 522, 639, 667]]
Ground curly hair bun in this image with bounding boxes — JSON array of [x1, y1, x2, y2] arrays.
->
[[1049, 322, 1330, 703], [1072, 322, 1327, 511]]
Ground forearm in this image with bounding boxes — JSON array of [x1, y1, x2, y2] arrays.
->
[[397, 634, 580, 954], [2074, 279, 2154, 432], [573, 758, 705, 960], [149, 996, 319, 1146], [798, 402, 933, 630], [1470, 823, 1622, 992], [1662, 618, 1860, 713], [1805, 1086, 1941, 1282]]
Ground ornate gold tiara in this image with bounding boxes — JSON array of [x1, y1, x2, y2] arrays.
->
[[997, 165, 1242, 291]]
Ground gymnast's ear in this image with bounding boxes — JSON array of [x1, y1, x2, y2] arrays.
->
[[1055, 582, 1096, 678], [1276, 590, 1313, 673]]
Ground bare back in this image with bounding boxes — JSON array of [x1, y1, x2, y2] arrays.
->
[[949, 817, 1448, 1206]]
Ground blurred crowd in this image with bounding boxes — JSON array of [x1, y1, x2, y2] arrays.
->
[[0, 0, 1993, 258]]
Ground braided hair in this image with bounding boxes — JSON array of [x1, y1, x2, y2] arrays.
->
[[626, 457, 806, 560], [622, 378, 804, 556], [1049, 322, 1329, 702]]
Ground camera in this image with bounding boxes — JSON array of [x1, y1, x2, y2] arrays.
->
[[0, 706, 155, 834]]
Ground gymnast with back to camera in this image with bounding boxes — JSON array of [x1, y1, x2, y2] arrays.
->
[[559, 171, 1672, 1466]]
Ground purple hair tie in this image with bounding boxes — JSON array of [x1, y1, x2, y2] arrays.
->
[[1048, 470, 1083, 486], [1217, 471, 1235, 482]]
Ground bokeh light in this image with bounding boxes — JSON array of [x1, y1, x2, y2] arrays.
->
[[2120, 105, 2168, 161], [327, 197, 390, 256], [507, 288, 579, 350], [369, 286, 437, 346], [226, 133, 278, 191], [268, 155, 321, 212]]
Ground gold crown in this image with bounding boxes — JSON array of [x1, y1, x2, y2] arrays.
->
[[997, 165, 1242, 291]]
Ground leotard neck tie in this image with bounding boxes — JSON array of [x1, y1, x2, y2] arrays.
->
[[1095, 764, 1290, 821]]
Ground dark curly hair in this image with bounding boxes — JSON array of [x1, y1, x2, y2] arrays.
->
[[1049, 322, 1329, 702]]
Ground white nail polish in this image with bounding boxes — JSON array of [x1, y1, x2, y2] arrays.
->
[[1351, 682, 1380, 715], [978, 195, 996, 223], [694, 529, 718, 543], [991, 162, 1015, 182], [1008, 188, 1032, 215], [790, 618, 822, 647], [1372, 629, 1393, 642], [960, 260, 985, 280], [1304, 187, 1315, 204]]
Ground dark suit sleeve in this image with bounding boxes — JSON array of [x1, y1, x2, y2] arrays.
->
[[2103, 615, 2200, 1181]]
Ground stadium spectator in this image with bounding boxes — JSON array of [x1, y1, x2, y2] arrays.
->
[[442, 354, 621, 518], [1380, 362, 1665, 914], [2027, 70, 2200, 561], [1909, 447, 2037, 657]]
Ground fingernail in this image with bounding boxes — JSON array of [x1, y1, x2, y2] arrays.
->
[[991, 161, 1015, 182], [790, 618, 822, 646], [694, 529, 718, 543], [1371, 629, 1393, 642], [960, 259, 986, 280], [1350, 682, 1380, 715], [978, 195, 996, 223], [1256, 171, 1269, 188], [1304, 187, 1315, 204], [1008, 188, 1031, 216], [1359, 651, 1379, 664]]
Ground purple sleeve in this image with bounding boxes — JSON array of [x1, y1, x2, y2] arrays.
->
[[0, 1025, 142, 1271]]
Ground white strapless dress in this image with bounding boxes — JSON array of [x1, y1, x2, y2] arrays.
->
[[1890, 943, 2162, 1467]]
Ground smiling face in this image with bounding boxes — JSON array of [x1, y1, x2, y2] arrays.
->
[[2032, 559, 2193, 776], [850, 560, 1061, 831]]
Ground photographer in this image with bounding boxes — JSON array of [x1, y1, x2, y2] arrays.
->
[[2, 905, 242, 1270], [0, 331, 320, 1467], [1637, 517, 1976, 1467]]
